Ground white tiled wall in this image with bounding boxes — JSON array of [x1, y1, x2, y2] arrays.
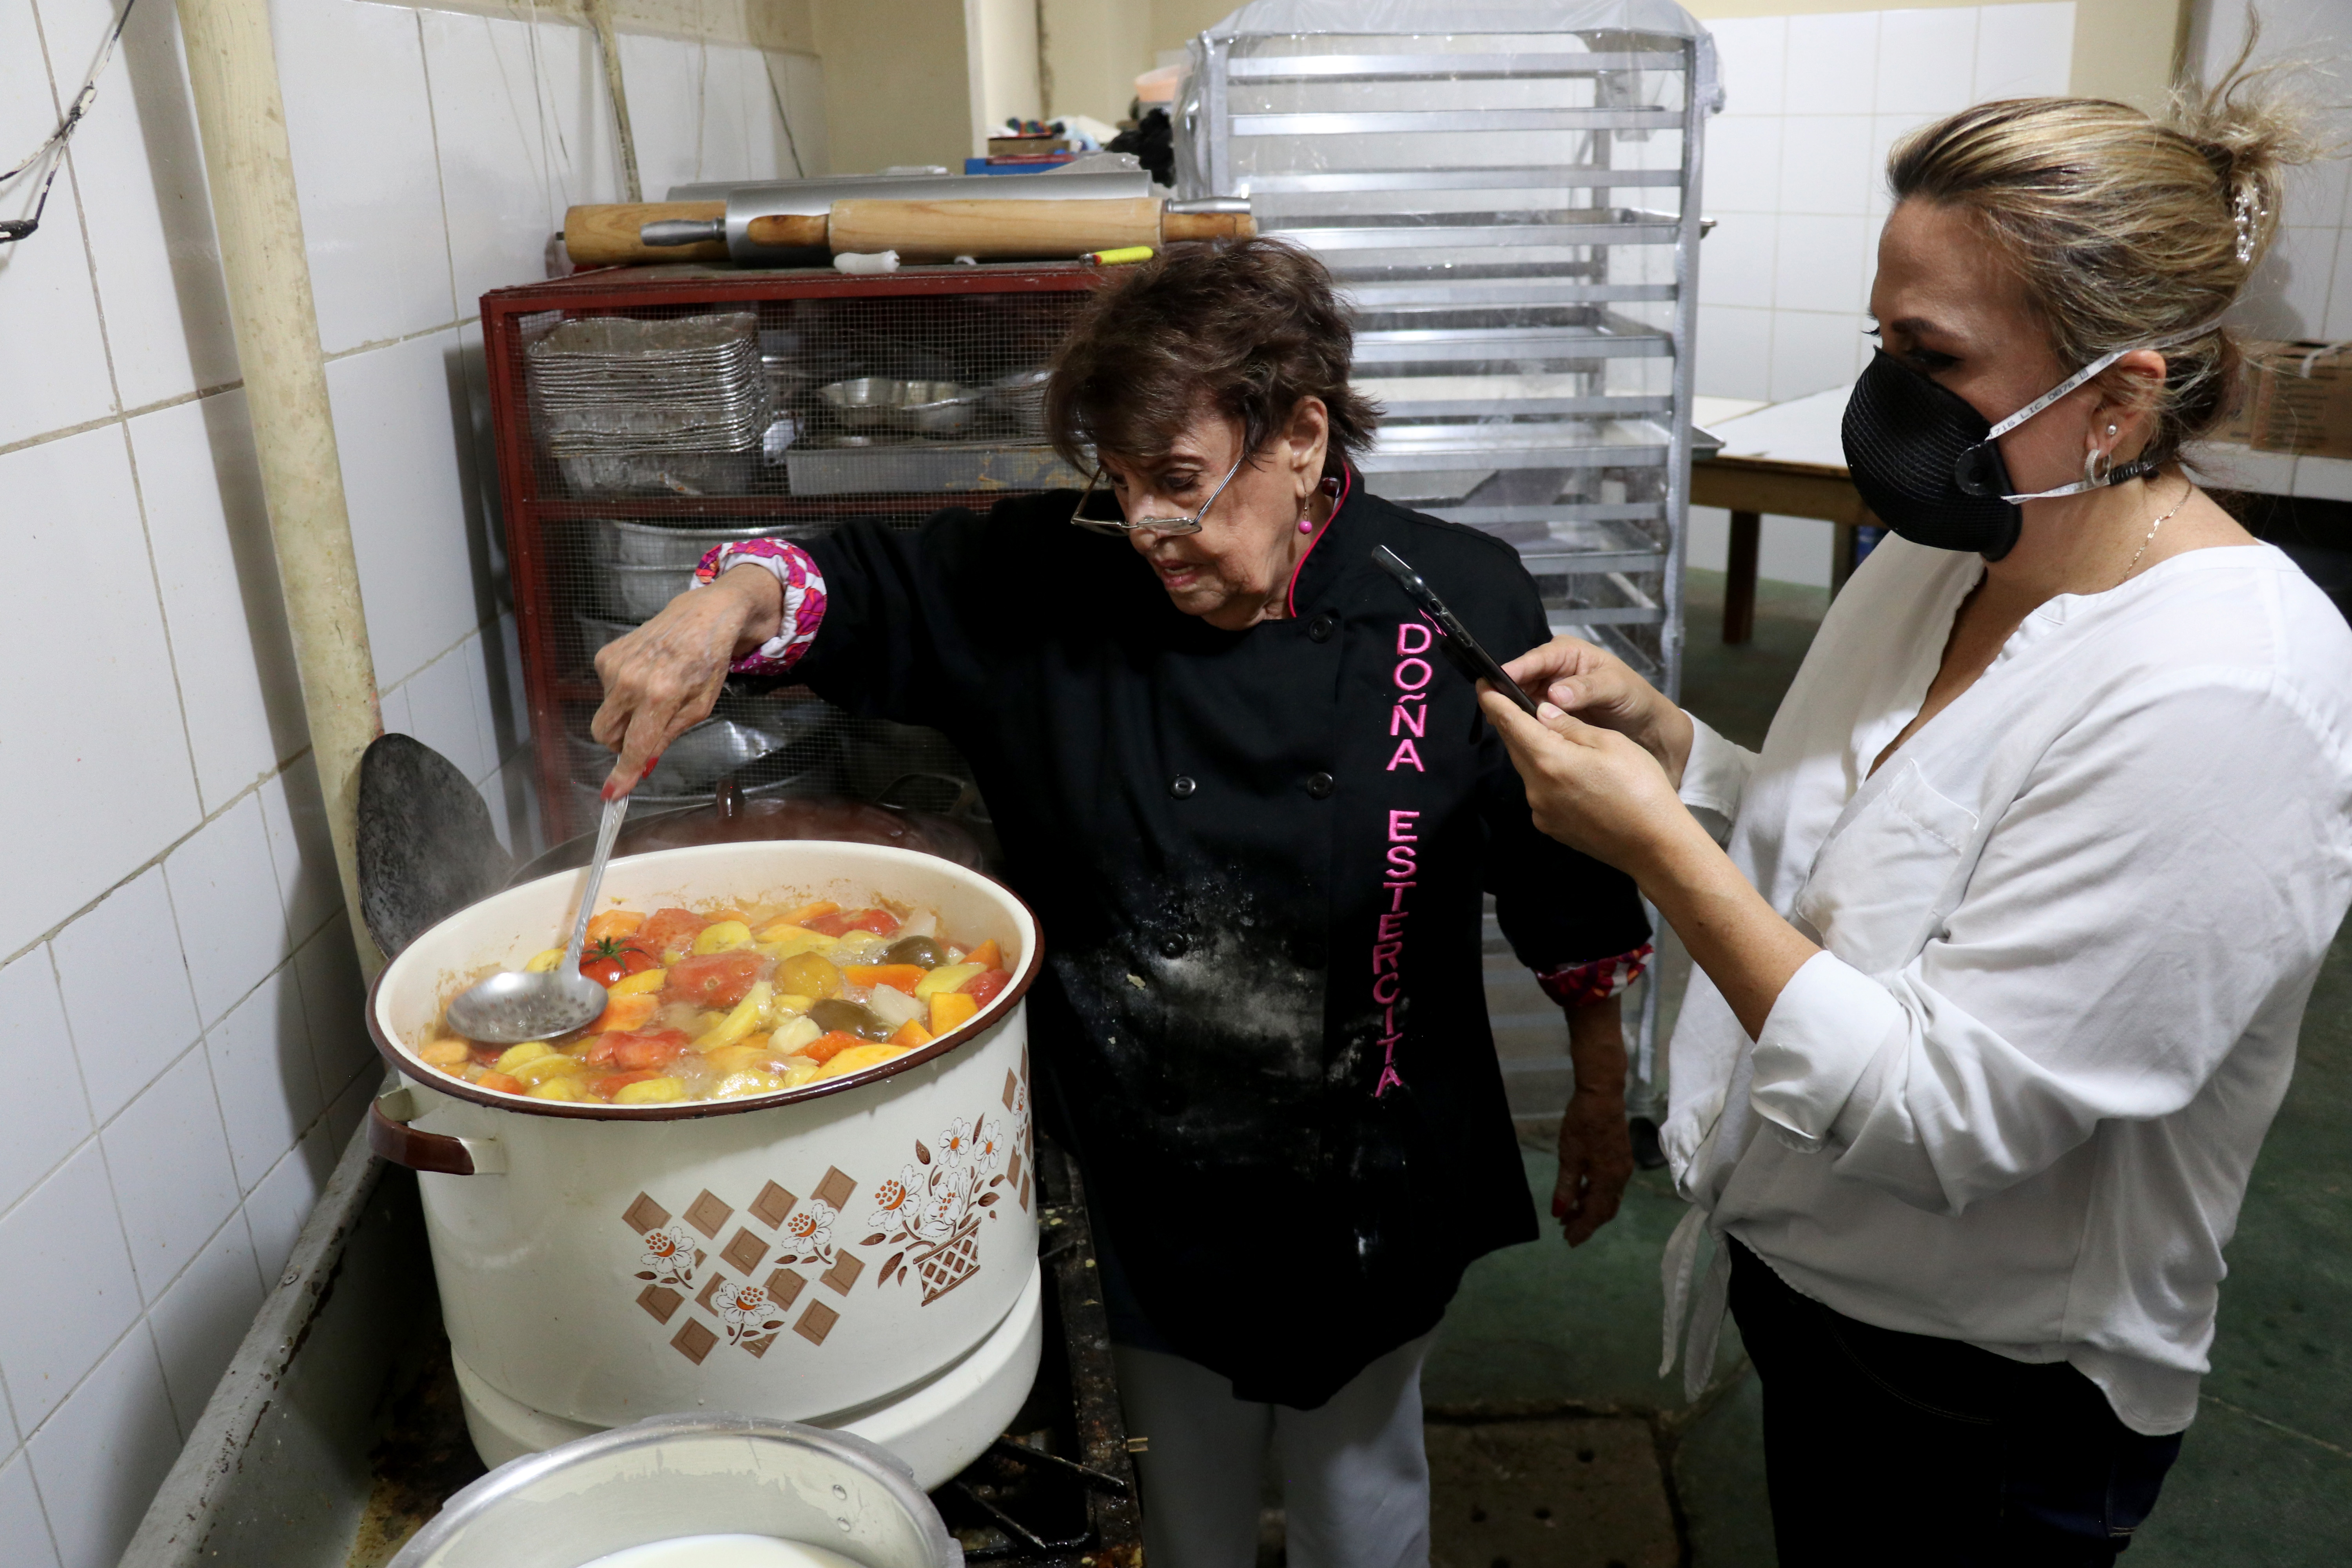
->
[[1689, 4, 2075, 583], [0, 2, 822, 1560]]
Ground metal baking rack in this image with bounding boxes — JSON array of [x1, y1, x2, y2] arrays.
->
[[1176, 0, 1722, 1124], [1177, 0, 1719, 697]]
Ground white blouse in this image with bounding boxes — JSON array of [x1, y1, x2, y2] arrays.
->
[[1661, 537, 2352, 1435]]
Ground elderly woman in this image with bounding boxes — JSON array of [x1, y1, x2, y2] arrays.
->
[[592, 239, 1651, 1566], [1479, 79, 2352, 1565]]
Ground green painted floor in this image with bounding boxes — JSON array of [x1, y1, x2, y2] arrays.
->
[[1425, 569, 2352, 1564]]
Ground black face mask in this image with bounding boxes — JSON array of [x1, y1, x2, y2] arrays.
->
[[1841, 348, 2159, 562]]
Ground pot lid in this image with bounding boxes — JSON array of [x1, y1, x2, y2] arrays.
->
[[511, 778, 993, 886]]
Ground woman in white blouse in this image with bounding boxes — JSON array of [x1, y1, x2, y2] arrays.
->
[[1480, 73, 2352, 1567]]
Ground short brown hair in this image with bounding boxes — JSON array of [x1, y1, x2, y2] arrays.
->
[[1045, 238, 1381, 477], [1886, 39, 2324, 467]]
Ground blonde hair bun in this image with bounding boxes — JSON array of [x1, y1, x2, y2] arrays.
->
[[1885, 21, 2332, 465]]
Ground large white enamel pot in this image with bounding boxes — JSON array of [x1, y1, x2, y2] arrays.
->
[[367, 840, 1043, 1483]]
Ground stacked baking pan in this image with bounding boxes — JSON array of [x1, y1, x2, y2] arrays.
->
[[529, 312, 772, 495]]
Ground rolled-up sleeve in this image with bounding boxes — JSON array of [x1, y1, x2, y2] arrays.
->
[[1679, 715, 1754, 844], [1745, 671, 2352, 1216]]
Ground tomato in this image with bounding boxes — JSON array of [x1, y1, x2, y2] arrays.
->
[[579, 938, 656, 987], [638, 907, 708, 958], [958, 969, 1011, 1009], [666, 950, 767, 1009], [586, 1029, 688, 1070], [802, 912, 851, 936], [844, 907, 901, 937]]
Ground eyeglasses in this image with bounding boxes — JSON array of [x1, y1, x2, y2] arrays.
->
[[1069, 452, 1247, 537]]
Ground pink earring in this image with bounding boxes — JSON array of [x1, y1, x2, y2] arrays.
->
[[1298, 514, 1315, 534]]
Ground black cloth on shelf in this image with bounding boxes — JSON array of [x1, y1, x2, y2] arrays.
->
[[1107, 107, 1174, 187]]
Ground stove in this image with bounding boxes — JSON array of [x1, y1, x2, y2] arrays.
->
[[120, 1131, 1143, 1568]]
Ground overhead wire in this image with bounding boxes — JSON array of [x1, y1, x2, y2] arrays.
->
[[2, 0, 140, 244]]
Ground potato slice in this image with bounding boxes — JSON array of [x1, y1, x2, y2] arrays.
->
[[694, 981, 773, 1051], [756, 924, 838, 957], [769, 1016, 822, 1056], [493, 1042, 553, 1074], [716, 1070, 788, 1098], [613, 1076, 687, 1104], [513, 1053, 587, 1086], [606, 967, 667, 999], [693, 920, 755, 955], [913, 963, 984, 1000]]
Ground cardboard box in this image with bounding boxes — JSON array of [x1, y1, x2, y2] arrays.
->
[[987, 136, 1070, 157], [2229, 340, 2352, 459]]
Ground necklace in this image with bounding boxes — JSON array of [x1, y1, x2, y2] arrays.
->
[[2118, 481, 2193, 586]]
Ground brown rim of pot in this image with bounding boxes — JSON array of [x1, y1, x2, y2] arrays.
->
[[364, 904, 1045, 1122]]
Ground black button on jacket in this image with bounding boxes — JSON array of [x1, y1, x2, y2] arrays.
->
[[795, 477, 1649, 1407]]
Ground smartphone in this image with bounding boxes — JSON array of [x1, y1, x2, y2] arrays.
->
[[1369, 545, 1543, 717]]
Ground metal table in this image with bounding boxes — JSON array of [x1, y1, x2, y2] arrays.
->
[[1690, 386, 1874, 642]]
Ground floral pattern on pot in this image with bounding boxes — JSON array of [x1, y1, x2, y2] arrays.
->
[[710, 1278, 787, 1354], [637, 1221, 700, 1290], [776, 1199, 840, 1266], [615, 1051, 1034, 1359], [860, 1102, 1024, 1305]]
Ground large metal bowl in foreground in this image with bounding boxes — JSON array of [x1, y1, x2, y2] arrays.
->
[[386, 1413, 959, 1567]]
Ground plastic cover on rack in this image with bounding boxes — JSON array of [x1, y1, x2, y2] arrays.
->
[[1177, 0, 1721, 198]]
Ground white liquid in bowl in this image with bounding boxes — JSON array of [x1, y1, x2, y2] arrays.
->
[[579, 1537, 866, 1568]]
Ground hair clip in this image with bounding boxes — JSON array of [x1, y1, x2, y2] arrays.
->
[[2233, 189, 2266, 265]]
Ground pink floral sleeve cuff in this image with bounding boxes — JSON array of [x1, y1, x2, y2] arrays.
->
[[1535, 944, 1654, 1008], [693, 538, 828, 677]]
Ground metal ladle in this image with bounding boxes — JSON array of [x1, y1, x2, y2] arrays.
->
[[443, 791, 631, 1045]]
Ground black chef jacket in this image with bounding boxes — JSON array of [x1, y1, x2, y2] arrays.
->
[[791, 474, 1649, 1407]]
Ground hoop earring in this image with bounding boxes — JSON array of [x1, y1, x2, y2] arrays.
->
[[2083, 446, 2113, 486]]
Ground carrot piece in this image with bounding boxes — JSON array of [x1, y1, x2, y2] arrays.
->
[[803, 1030, 865, 1063], [476, 1072, 526, 1096], [963, 938, 1002, 971], [844, 964, 928, 995], [588, 992, 660, 1035], [929, 991, 979, 1035], [780, 900, 840, 926], [586, 909, 644, 943], [889, 1018, 933, 1048]]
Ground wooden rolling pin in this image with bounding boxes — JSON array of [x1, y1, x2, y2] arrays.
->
[[562, 197, 1254, 267]]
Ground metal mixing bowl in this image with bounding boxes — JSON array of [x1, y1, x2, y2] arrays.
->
[[385, 1413, 959, 1568], [820, 377, 911, 432]]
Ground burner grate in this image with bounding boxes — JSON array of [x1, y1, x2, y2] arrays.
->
[[936, 1142, 1144, 1566]]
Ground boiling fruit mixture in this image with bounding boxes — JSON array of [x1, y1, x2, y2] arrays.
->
[[417, 900, 1014, 1107]]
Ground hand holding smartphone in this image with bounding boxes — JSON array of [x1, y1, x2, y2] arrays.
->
[[1369, 546, 1544, 717]]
